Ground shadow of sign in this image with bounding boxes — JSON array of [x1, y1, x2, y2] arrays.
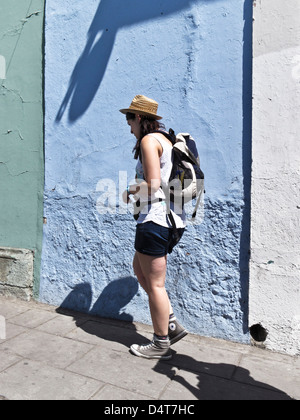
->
[[55, 0, 222, 123]]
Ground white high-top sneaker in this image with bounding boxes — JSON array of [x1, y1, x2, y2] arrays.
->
[[130, 335, 172, 360]]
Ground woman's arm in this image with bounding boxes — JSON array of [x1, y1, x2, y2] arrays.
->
[[140, 135, 162, 195], [122, 135, 162, 203]]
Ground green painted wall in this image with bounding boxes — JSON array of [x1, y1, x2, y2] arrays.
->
[[0, 0, 45, 297]]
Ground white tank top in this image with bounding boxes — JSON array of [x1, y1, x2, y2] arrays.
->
[[135, 134, 186, 229]]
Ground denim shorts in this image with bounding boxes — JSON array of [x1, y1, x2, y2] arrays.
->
[[135, 221, 185, 257]]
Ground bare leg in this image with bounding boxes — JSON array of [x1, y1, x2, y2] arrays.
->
[[133, 251, 169, 336], [131, 252, 187, 357], [133, 252, 174, 316]]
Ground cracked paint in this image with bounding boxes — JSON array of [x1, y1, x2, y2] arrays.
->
[[0, 0, 45, 299]]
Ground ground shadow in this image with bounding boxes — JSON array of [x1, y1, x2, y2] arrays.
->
[[55, 0, 222, 123], [153, 354, 293, 400], [56, 280, 292, 400]]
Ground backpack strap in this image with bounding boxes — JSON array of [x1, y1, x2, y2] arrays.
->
[[151, 129, 176, 144], [191, 184, 205, 220]]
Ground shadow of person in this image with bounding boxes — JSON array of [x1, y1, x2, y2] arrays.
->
[[90, 276, 138, 321], [56, 282, 93, 314], [56, 277, 148, 349], [55, 282, 292, 400], [55, 0, 222, 123], [152, 353, 294, 400]]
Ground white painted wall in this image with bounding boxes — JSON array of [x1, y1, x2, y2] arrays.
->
[[250, 0, 300, 355]]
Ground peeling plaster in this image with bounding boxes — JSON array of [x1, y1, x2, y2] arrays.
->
[[1, 11, 41, 38]]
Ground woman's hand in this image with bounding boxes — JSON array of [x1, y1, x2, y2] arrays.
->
[[122, 184, 141, 204], [122, 189, 131, 204]]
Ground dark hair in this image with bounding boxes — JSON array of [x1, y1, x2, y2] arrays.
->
[[126, 112, 165, 160]]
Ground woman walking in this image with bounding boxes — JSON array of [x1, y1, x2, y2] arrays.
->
[[120, 95, 187, 360]]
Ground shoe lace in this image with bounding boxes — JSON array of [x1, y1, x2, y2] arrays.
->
[[141, 342, 155, 350]]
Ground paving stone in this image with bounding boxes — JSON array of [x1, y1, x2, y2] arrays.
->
[[0, 359, 103, 400], [36, 313, 86, 336], [0, 322, 28, 343], [91, 383, 154, 400], [0, 296, 298, 401], [165, 338, 241, 379], [235, 352, 299, 400], [66, 319, 153, 352], [67, 346, 177, 399], [160, 368, 292, 400], [0, 348, 22, 372], [1, 329, 93, 369], [0, 297, 29, 319], [8, 308, 58, 329]]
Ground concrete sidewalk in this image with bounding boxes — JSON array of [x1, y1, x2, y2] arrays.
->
[[0, 295, 299, 401]]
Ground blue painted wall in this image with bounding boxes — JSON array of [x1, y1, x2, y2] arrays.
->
[[41, 0, 252, 344]]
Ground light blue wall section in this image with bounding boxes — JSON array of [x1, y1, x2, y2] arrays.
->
[[41, 0, 252, 343]]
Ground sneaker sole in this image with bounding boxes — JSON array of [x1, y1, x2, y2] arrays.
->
[[130, 346, 173, 361], [170, 330, 188, 346]]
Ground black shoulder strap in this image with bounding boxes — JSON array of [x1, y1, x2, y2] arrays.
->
[[151, 129, 176, 145]]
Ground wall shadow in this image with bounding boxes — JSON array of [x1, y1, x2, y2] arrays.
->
[[56, 277, 139, 319], [55, 0, 222, 123], [90, 276, 139, 321], [240, 0, 253, 334], [56, 278, 147, 348]]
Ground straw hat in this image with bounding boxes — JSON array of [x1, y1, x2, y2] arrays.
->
[[119, 95, 162, 120]]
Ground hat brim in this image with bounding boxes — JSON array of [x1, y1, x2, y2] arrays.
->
[[119, 108, 162, 120]]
